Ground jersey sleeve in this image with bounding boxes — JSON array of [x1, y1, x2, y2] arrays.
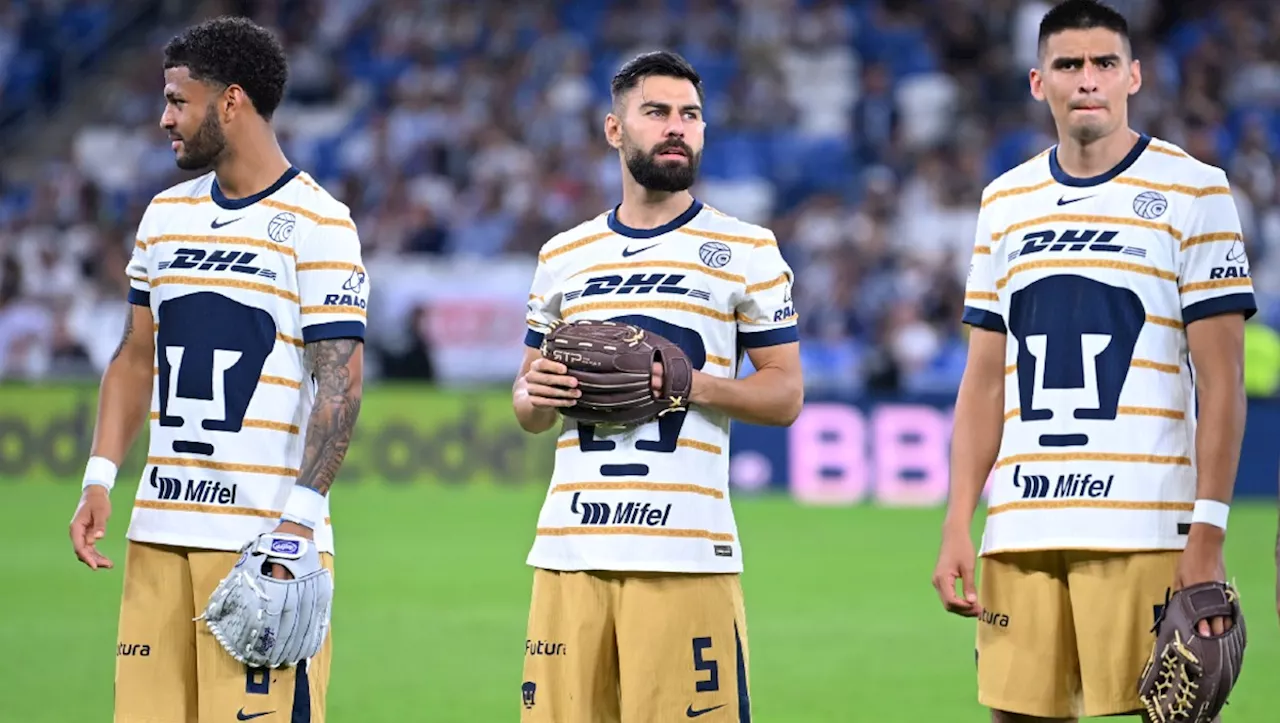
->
[[1178, 169, 1258, 325], [960, 202, 1006, 333], [127, 205, 157, 306], [524, 257, 562, 348], [736, 236, 799, 347], [296, 216, 369, 343]]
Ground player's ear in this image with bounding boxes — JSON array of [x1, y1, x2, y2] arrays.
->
[[1128, 58, 1142, 96], [220, 83, 245, 121], [1028, 68, 1045, 102], [604, 111, 622, 150]]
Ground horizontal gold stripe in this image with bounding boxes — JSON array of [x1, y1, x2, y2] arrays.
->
[[153, 275, 300, 303], [149, 195, 355, 230], [1180, 232, 1240, 251], [145, 234, 297, 258], [564, 301, 734, 322], [128, 274, 148, 284], [972, 245, 992, 255], [995, 453, 1190, 468], [277, 332, 304, 348], [706, 354, 732, 367], [134, 499, 280, 518], [539, 231, 613, 262], [967, 291, 998, 301], [1002, 406, 1183, 420], [152, 370, 302, 389], [259, 198, 356, 230], [981, 179, 1057, 208], [135, 238, 147, 250], [535, 526, 735, 542], [297, 261, 365, 273], [149, 412, 298, 434], [680, 226, 775, 248], [1112, 177, 1230, 198], [1131, 359, 1180, 374], [1146, 315, 1182, 329], [570, 260, 745, 285], [134, 500, 332, 525], [147, 456, 299, 477], [1180, 278, 1252, 294], [1007, 359, 1180, 376], [745, 273, 787, 293], [1147, 144, 1187, 158], [988, 500, 1194, 516], [998, 259, 1175, 290], [551, 482, 724, 499], [993, 214, 1182, 242], [301, 305, 366, 317]]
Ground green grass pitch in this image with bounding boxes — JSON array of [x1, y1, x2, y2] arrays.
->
[[4, 480, 1278, 722]]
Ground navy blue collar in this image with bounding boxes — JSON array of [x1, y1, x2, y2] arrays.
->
[[212, 166, 301, 210], [607, 199, 703, 239], [1049, 133, 1150, 187]]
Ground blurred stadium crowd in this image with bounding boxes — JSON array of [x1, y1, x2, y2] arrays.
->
[[5, 0, 1280, 395]]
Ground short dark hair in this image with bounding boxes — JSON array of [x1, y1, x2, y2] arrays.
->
[[1038, 0, 1131, 59], [610, 51, 704, 108], [163, 16, 288, 120]]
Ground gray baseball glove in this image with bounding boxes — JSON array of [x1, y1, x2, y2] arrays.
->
[[196, 533, 333, 668]]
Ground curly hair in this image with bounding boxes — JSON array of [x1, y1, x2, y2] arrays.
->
[[163, 16, 288, 120]]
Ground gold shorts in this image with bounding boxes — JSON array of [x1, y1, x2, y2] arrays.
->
[[114, 540, 334, 723], [520, 568, 751, 722], [976, 549, 1180, 719]]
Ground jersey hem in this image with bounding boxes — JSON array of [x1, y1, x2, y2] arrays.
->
[[125, 529, 336, 556], [302, 320, 365, 344], [1183, 292, 1257, 324], [962, 306, 1006, 333], [526, 557, 743, 574], [738, 325, 798, 347], [979, 540, 1187, 556]]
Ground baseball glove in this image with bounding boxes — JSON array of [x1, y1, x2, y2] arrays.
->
[[196, 533, 334, 669], [1138, 581, 1247, 722], [540, 319, 694, 427]]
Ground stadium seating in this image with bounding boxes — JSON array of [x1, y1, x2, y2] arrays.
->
[[2, 1, 1280, 393]]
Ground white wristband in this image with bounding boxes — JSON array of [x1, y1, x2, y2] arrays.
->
[[281, 486, 326, 529], [82, 456, 118, 493], [1191, 499, 1230, 530]]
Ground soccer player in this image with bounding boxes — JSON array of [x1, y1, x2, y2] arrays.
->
[[513, 51, 803, 721], [66, 17, 367, 723], [931, 1, 1252, 721]]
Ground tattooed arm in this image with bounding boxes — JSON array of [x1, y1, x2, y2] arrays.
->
[[273, 338, 364, 546], [297, 338, 364, 496]]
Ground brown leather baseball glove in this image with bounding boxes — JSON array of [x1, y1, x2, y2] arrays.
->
[[1137, 581, 1247, 723], [539, 319, 694, 427]]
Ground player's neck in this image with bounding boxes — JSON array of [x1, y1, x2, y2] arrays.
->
[[214, 130, 292, 200], [1054, 127, 1140, 179], [615, 187, 696, 231]]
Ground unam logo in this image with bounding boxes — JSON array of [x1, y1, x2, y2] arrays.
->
[[1132, 191, 1167, 220], [699, 241, 731, 268], [267, 212, 296, 243]]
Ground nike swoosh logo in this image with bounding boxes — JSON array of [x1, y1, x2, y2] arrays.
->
[[622, 243, 659, 257], [236, 710, 274, 721], [686, 704, 726, 718], [211, 217, 243, 229], [1056, 195, 1094, 206]]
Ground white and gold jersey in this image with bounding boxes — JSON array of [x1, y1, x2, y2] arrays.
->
[[524, 200, 798, 573], [123, 167, 369, 554], [964, 134, 1256, 555]]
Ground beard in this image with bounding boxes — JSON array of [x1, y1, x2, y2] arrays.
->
[[174, 104, 228, 171], [624, 137, 700, 193]]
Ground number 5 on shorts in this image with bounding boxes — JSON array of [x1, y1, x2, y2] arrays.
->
[[692, 637, 719, 693]]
